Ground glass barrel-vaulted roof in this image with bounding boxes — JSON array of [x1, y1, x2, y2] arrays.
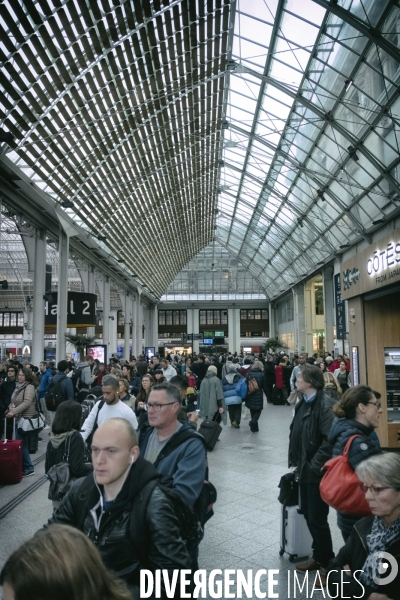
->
[[1, 0, 400, 301], [217, 0, 400, 299], [0, 0, 231, 299], [161, 241, 266, 300]]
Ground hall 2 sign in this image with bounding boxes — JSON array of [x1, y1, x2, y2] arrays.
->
[[341, 226, 400, 300], [45, 292, 97, 327]]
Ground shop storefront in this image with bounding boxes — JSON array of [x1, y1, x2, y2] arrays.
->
[[342, 227, 400, 449]]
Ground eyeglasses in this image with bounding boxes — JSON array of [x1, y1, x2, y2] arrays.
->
[[367, 401, 381, 409], [359, 483, 391, 495], [145, 401, 177, 411]]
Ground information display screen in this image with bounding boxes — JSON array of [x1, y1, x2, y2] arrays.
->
[[203, 331, 213, 338], [214, 331, 224, 337], [203, 339, 213, 345], [87, 345, 107, 363]]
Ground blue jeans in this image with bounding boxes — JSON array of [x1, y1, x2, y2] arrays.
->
[[15, 426, 34, 473]]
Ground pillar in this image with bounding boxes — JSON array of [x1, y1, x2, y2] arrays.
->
[[123, 294, 131, 361], [293, 284, 306, 353], [102, 277, 110, 359], [304, 280, 314, 356], [136, 290, 143, 356], [109, 309, 118, 357], [56, 229, 69, 362], [131, 295, 137, 357], [228, 307, 240, 354], [151, 305, 158, 349], [87, 265, 96, 338], [323, 266, 335, 356], [30, 231, 46, 365], [192, 308, 199, 354], [268, 302, 277, 339]]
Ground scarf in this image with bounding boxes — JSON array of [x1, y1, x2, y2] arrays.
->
[[359, 515, 400, 588]]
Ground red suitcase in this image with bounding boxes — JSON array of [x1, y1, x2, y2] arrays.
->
[[0, 418, 23, 484]]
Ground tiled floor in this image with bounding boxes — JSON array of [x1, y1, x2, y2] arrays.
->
[[0, 404, 344, 599]]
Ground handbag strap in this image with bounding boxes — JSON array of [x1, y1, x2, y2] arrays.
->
[[63, 432, 74, 463], [342, 434, 361, 457]]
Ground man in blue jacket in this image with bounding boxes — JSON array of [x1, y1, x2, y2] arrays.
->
[[38, 361, 54, 426], [138, 382, 207, 569]]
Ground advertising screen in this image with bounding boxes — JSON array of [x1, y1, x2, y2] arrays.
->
[[145, 347, 155, 360], [87, 345, 107, 363], [203, 331, 213, 338]]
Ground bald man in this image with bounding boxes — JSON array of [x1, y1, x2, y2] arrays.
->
[[48, 418, 190, 597]]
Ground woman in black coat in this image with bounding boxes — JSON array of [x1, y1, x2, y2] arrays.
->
[[245, 361, 269, 433], [45, 400, 92, 509]]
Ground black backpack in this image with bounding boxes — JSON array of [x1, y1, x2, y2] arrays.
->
[[45, 375, 67, 411], [151, 428, 217, 531]]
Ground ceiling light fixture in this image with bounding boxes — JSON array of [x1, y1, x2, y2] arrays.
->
[[60, 200, 74, 209], [221, 121, 229, 130], [316, 189, 326, 201]]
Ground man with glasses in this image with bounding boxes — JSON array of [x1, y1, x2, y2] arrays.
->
[[138, 382, 207, 569]]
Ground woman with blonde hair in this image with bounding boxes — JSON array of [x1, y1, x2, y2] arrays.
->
[[0, 524, 133, 600], [323, 371, 342, 403]]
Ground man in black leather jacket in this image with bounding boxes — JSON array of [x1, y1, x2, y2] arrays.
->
[[47, 418, 190, 598], [288, 364, 336, 586]]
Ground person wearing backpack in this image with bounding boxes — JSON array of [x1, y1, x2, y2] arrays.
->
[[245, 360, 269, 433], [45, 361, 74, 424], [138, 382, 208, 571], [47, 418, 191, 598]]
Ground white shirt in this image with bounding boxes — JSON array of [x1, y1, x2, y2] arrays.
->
[[81, 399, 138, 441], [163, 365, 177, 381]]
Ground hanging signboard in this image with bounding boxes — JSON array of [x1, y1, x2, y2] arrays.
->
[[352, 346, 360, 386], [45, 292, 97, 327], [334, 273, 346, 339]]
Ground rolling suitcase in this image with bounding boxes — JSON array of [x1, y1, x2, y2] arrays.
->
[[0, 418, 23, 484], [279, 504, 313, 562], [198, 420, 222, 451]]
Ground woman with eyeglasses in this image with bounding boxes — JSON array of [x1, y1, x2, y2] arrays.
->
[[327, 385, 382, 541], [327, 453, 400, 600], [134, 374, 155, 427]]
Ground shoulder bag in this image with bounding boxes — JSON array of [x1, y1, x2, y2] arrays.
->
[[319, 434, 372, 517], [17, 389, 45, 434]]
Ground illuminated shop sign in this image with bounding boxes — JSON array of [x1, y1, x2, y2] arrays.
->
[[367, 242, 400, 279]]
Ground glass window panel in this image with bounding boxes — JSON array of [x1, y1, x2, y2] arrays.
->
[[199, 311, 206, 325], [166, 311, 172, 325], [172, 311, 179, 325], [3, 314, 9, 327], [180, 311, 186, 325], [207, 310, 213, 324], [10, 313, 17, 326], [248, 310, 255, 320]]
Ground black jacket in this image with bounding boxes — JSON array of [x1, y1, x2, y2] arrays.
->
[[0, 377, 16, 413], [328, 516, 400, 599], [48, 457, 190, 596], [289, 390, 335, 483], [264, 362, 276, 385], [245, 368, 268, 411], [45, 431, 93, 479]]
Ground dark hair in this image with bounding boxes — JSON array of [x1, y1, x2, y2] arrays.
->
[[84, 355, 93, 362], [135, 373, 155, 403], [169, 375, 188, 391], [19, 368, 34, 384], [0, 524, 133, 600], [7, 366, 16, 375], [151, 382, 182, 405], [300, 364, 325, 391], [333, 385, 381, 419], [52, 401, 82, 434], [57, 360, 69, 372]]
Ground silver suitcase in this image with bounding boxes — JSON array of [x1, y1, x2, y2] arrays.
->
[[279, 504, 313, 562]]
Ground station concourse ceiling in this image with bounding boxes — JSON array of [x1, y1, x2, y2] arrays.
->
[[1, 0, 400, 301]]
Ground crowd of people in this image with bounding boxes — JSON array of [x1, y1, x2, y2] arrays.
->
[[1, 349, 399, 599]]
